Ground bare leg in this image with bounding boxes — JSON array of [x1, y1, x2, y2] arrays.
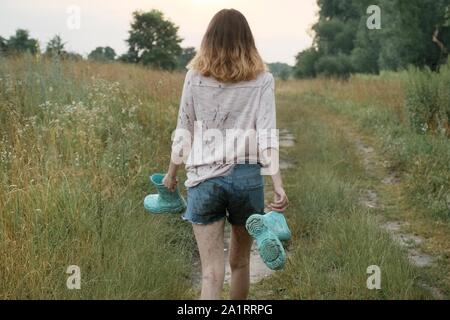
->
[[193, 219, 225, 300], [229, 225, 253, 300]]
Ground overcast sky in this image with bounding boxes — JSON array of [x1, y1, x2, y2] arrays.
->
[[0, 0, 319, 65]]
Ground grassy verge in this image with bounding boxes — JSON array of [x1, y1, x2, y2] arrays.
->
[[253, 91, 429, 299], [0, 56, 195, 299], [298, 73, 450, 296]]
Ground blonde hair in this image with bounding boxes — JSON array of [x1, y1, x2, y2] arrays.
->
[[187, 9, 267, 83]]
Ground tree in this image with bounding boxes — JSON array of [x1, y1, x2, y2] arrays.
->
[[125, 10, 182, 70], [177, 47, 196, 69], [7, 29, 39, 55], [65, 52, 83, 61], [350, 18, 381, 74], [313, 18, 357, 56], [315, 54, 353, 78], [296, 0, 362, 77], [0, 36, 7, 55], [45, 35, 66, 57], [294, 48, 321, 78], [431, 3, 450, 67], [295, 0, 450, 77], [377, 0, 440, 71], [118, 52, 137, 63], [88, 46, 116, 61], [268, 62, 293, 80]]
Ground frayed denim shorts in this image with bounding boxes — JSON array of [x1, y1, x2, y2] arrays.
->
[[182, 164, 265, 226]]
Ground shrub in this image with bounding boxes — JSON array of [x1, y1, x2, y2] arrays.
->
[[405, 62, 450, 135], [314, 54, 353, 79], [405, 67, 440, 134]]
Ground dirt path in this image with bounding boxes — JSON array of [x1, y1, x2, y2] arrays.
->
[[224, 128, 296, 284], [340, 119, 444, 299], [223, 227, 273, 284], [193, 129, 296, 289]]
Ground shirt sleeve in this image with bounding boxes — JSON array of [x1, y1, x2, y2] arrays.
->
[[256, 73, 278, 151], [171, 70, 196, 163]]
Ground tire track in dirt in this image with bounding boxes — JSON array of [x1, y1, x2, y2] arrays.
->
[[344, 122, 444, 299]]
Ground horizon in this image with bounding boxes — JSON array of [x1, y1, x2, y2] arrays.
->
[[0, 0, 319, 65]]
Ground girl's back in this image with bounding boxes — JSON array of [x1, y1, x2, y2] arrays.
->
[[175, 69, 277, 187]]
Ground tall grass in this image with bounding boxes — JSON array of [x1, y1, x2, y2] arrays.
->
[[263, 72, 449, 297], [0, 55, 195, 299], [279, 68, 450, 221], [1, 55, 448, 299], [254, 93, 427, 299], [405, 64, 450, 136]]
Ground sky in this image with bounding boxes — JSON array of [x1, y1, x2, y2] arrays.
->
[[0, 0, 319, 65]]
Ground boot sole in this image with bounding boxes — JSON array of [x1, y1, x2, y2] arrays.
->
[[246, 214, 286, 270]]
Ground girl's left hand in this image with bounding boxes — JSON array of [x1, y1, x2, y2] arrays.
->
[[163, 174, 178, 192], [269, 185, 289, 212]]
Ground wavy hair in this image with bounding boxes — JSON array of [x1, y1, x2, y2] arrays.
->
[[187, 9, 267, 83]]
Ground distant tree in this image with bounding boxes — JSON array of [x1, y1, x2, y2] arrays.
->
[[295, 0, 449, 77], [377, 0, 443, 71], [279, 69, 291, 81], [313, 18, 357, 56], [268, 62, 293, 80], [65, 52, 83, 61], [0, 36, 7, 55], [350, 18, 381, 74], [431, 3, 450, 67], [45, 35, 66, 57], [88, 46, 116, 61], [177, 47, 196, 69], [125, 10, 182, 70], [7, 29, 39, 55], [315, 54, 353, 78], [294, 48, 320, 78], [118, 52, 137, 63]]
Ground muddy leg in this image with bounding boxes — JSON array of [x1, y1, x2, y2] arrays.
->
[[229, 225, 253, 299], [193, 219, 225, 300]]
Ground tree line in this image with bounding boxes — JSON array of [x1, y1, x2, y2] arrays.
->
[[0, 9, 292, 77], [2, 3, 448, 78], [294, 0, 450, 78], [0, 10, 197, 71]]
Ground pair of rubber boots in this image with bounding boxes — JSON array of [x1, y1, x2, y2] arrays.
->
[[246, 211, 291, 271], [143, 174, 291, 271], [143, 173, 186, 214]]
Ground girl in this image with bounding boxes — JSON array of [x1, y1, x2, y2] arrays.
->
[[163, 8, 288, 300]]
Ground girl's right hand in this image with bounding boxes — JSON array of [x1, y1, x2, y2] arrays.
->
[[163, 174, 178, 192]]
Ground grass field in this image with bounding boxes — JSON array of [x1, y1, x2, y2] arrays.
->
[[1, 56, 449, 299], [0, 56, 195, 299]]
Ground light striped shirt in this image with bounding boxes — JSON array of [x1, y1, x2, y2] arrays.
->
[[171, 69, 278, 187]]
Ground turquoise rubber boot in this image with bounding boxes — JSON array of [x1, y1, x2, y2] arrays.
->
[[245, 211, 291, 270], [143, 173, 187, 214]]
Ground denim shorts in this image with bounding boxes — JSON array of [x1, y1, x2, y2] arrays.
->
[[182, 164, 265, 226]]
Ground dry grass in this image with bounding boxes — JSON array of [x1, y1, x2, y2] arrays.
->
[[277, 75, 405, 120], [0, 55, 194, 299], [1, 55, 448, 299]]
